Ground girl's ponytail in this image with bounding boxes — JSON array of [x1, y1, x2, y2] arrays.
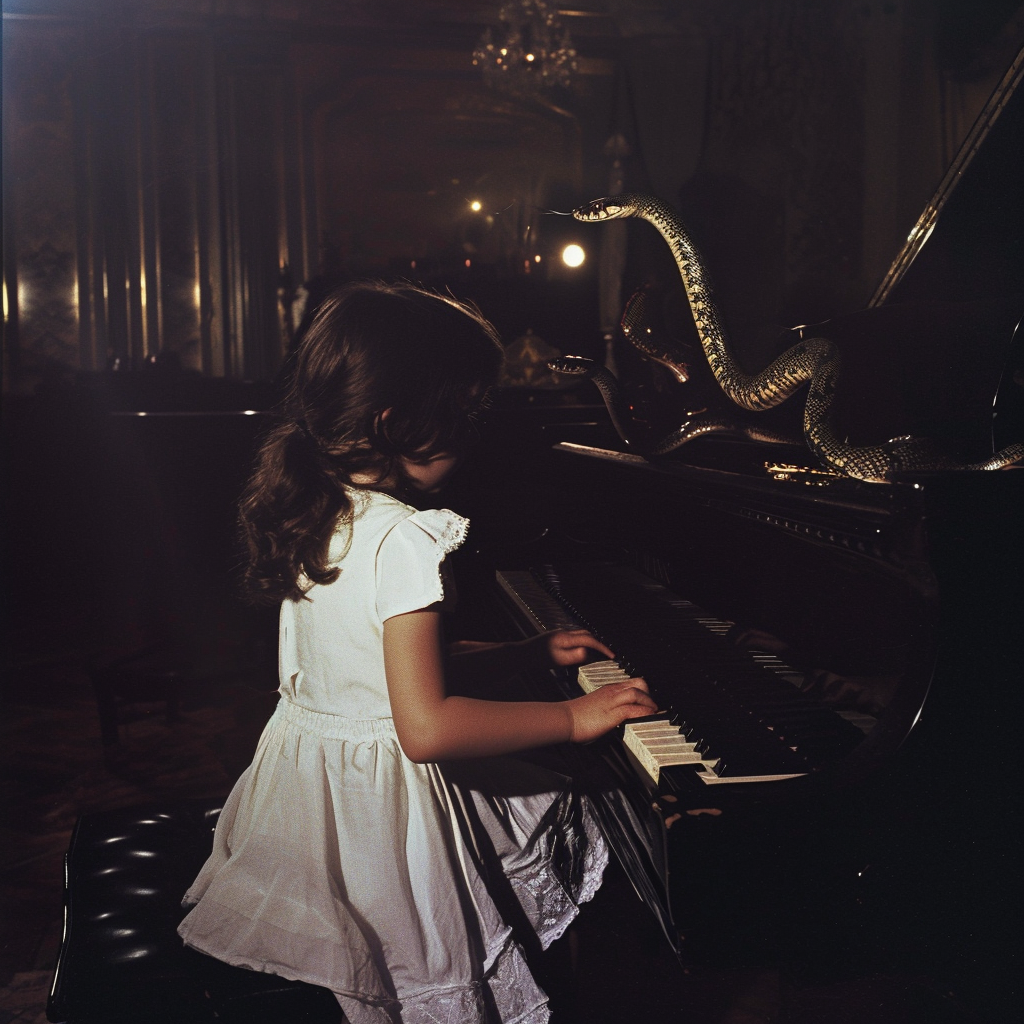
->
[[238, 419, 353, 604]]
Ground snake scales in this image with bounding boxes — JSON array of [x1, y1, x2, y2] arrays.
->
[[555, 192, 1024, 482]]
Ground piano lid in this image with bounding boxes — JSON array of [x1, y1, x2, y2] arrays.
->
[[870, 43, 1024, 307]]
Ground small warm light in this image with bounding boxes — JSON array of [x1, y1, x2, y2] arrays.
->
[[242, 410, 257, 416], [500, 47, 508, 55], [561, 244, 585, 268], [2, 279, 8, 320], [410, 260, 416, 269], [470, 200, 482, 212], [194, 282, 201, 308], [464, 259, 471, 268], [525, 53, 535, 62], [534, 254, 542, 263]]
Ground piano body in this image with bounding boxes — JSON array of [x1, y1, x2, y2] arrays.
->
[[448, 45, 1024, 1002]]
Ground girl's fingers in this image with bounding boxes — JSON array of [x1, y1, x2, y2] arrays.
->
[[611, 683, 656, 711], [575, 633, 615, 659], [567, 682, 659, 743], [605, 677, 651, 695], [622, 702, 657, 720], [555, 630, 615, 660]]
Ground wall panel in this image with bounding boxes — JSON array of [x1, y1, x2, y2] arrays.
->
[[3, 18, 81, 379]]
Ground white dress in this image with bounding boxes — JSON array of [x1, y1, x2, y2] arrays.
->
[[177, 489, 608, 1024]]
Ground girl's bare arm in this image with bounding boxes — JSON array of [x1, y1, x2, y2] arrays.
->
[[384, 611, 655, 763], [446, 630, 615, 690]]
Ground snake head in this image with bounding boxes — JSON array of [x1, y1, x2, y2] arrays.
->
[[620, 287, 691, 384], [548, 355, 597, 376], [572, 195, 634, 222], [619, 287, 650, 339]]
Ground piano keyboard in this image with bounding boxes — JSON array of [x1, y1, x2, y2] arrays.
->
[[577, 662, 721, 780], [497, 564, 865, 788], [497, 569, 580, 633]]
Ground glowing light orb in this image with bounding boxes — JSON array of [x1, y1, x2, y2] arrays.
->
[[470, 200, 482, 212], [561, 244, 585, 268]]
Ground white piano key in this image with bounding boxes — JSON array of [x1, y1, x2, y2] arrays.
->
[[577, 660, 632, 692]]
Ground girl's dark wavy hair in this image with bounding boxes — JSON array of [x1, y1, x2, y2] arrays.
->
[[239, 281, 503, 604]]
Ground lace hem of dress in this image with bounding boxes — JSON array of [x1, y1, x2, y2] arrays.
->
[[507, 796, 609, 951], [576, 796, 610, 907], [333, 938, 548, 1024]]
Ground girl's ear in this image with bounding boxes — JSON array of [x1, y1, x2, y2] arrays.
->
[[369, 408, 391, 433], [372, 408, 395, 452]]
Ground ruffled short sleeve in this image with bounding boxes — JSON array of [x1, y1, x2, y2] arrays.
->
[[375, 509, 469, 622]]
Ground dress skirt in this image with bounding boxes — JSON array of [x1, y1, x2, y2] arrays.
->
[[178, 697, 608, 1024]]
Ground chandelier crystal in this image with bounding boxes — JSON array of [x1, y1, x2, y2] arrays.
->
[[472, 1, 578, 96]]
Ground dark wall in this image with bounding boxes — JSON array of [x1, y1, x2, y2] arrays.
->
[[6, 1, 1022, 394], [4, 0, 1023, 671]]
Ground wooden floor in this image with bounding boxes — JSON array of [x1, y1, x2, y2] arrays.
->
[[0, 641, 978, 1024]]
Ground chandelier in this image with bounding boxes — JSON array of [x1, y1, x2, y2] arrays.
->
[[472, 1, 579, 96]]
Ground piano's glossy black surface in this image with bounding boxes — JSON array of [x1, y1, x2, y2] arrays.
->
[[445, 44, 1024, 1015]]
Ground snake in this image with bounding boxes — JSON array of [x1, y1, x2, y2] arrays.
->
[[619, 286, 691, 385], [555, 192, 1024, 482], [548, 354, 796, 455]]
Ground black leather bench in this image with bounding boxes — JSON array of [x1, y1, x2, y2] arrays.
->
[[47, 800, 343, 1023]]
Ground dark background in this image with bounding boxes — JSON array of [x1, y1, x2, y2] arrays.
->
[[3, 1, 1024, 1020], [4, 0, 1023, 664]]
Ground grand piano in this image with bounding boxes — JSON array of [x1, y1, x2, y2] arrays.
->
[[447, 43, 1024, 1010]]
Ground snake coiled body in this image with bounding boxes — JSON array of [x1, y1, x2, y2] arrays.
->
[[568, 192, 1024, 482], [549, 355, 796, 454]]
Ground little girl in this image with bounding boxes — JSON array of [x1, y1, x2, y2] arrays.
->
[[177, 282, 656, 1023]]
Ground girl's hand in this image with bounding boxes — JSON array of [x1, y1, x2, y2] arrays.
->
[[564, 679, 657, 744], [529, 629, 615, 669]]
